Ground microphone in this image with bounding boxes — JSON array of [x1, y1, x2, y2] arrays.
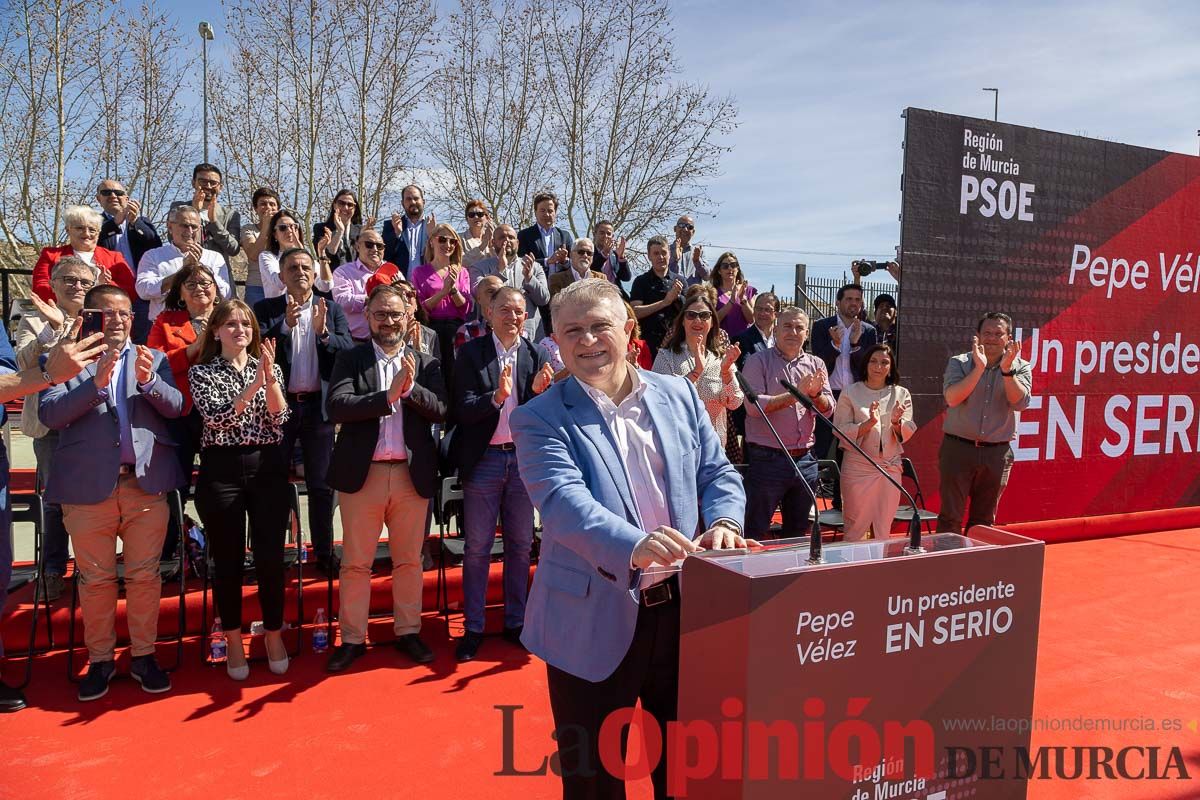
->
[[736, 372, 824, 564], [779, 378, 925, 554]]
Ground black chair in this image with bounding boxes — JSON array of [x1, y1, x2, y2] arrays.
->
[[894, 457, 938, 535], [4, 493, 49, 689], [67, 490, 188, 681], [434, 475, 510, 636], [813, 460, 846, 536], [198, 482, 306, 664]]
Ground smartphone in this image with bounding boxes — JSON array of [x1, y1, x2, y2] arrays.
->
[[79, 308, 104, 340]]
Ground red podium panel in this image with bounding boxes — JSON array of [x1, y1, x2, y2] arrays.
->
[[676, 528, 1044, 799]]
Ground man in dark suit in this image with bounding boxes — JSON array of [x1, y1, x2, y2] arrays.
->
[[450, 287, 554, 661], [381, 184, 432, 277], [254, 248, 354, 576], [96, 179, 163, 343], [809, 283, 878, 507], [39, 285, 186, 702], [517, 190, 573, 275], [323, 283, 447, 672]]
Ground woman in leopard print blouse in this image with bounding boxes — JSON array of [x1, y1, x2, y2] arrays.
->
[[189, 299, 292, 681]]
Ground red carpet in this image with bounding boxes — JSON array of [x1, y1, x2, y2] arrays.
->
[[4, 527, 1200, 799]]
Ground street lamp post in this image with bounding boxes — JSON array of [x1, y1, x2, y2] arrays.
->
[[198, 21, 215, 162], [982, 88, 998, 121]]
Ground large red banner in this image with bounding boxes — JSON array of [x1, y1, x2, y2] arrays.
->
[[898, 108, 1200, 524]]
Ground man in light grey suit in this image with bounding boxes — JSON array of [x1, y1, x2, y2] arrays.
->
[[511, 279, 750, 799], [39, 285, 186, 702], [469, 224, 549, 340]]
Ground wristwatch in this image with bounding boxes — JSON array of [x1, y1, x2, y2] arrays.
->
[[1000, 369, 1016, 376], [40, 369, 56, 387]]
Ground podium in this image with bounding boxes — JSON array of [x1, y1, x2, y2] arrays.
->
[[676, 528, 1044, 799]]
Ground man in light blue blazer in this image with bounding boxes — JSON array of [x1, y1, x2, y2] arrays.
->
[[512, 279, 748, 800], [39, 285, 185, 702]]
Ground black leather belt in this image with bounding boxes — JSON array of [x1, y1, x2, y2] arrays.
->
[[641, 574, 680, 608], [488, 443, 516, 452], [288, 391, 319, 402], [945, 433, 1007, 448], [747, 441, 810, 459]]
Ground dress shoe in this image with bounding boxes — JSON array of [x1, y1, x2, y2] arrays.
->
[[502, 625, 525, 647], [78, 660, 117, 702], [325, 643, 366, 673], [43, 572, 65, 602], [455, 631, 484, 662], [0, 682, 27, 712], [226, 660, 250, 681], [130, 655, 171, 694], [395, 634, 434, 664], [268, 652, 290, 675]]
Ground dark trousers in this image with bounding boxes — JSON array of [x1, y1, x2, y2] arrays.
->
[[429, 318, 463, 393], [936, 436, 1015, 534], [32, 432, 68, 575], [547, 595, 680, 800], [194, 445, 291, 631], [279, 393, 335, 557], [162, 408, 202, 560], [744, 444, 819, 539]]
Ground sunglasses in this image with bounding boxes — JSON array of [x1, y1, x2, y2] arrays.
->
[[677, 223, 695, 231], [436, 235, 457, 245], [275, 223, 299, 232], [361, 241, 385, 251], [684, 310, 712, 322], [335, 199, 357, 208], [98, 188, 126, 197], [466, 210, 488, 219]]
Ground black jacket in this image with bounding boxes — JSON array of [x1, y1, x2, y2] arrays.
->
[[253, 290, 354, 385], [325, 343, 446, 497], [449, 335, 548, 481]]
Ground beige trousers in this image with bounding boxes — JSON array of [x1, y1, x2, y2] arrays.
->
[[62, 476, 168, 662], [336, 462, 428, 644]]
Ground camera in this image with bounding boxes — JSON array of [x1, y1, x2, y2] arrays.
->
[[852, 259, 886, 277]]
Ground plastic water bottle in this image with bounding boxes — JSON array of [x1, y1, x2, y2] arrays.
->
[[312, 608, 329, 653], [298, 541, 308, 564], [210, 618, 228, 664]]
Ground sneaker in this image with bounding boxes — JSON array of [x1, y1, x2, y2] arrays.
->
[[43, 572, 65, 603], [130, 655, 171, 694], [0, 682, 27, 712], [78, 660, 116, 702]]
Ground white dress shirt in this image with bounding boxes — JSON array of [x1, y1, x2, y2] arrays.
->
[[282, 295, 320, 393], [830, 316, 856, 391], [259, 251, 333, 299], [135, 243, 231, 320], [488, 334, 521, 445], [372, 342, 411, 461], [581, 370, 672, 587]]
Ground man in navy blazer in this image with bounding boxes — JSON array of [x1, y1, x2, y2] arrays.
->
[[39, 285, 185, 701], [516, 190, 574, 275], [511, 279, 749, 799], [450, 286, 554, 661], [254, 247, 354, 574], [380, 184, 430, 276], [96, 179, 163, 343]]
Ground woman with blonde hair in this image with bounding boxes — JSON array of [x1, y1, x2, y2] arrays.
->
[[411, 223, 472, 383], [189, 300, 291, 680]]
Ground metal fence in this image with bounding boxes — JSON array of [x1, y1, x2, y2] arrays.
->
[[791, 263, 898, 320]]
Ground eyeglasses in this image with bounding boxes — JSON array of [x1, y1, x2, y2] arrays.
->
[[684, 310, 712, 322], [574, 249, 594, 256], [56, 276, 95, 288], [98, 188, 126, 197], [335, 199, 357, 208], [360, 241, 385, 251], [275, 223, 299, 232], [466, 210, 487, 219], [371, 311, 409, 322], [183, 280, 214, 291], [677, 223, 695, 231], [435, 235, 457, 245], [195, 178, 220, 189]]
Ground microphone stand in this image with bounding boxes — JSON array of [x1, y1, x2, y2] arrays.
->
[[736, 372, 824, 564], [779, 379, 924, 554]]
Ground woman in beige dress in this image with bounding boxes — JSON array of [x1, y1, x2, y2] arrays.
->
[[834, 344, 916, 541]]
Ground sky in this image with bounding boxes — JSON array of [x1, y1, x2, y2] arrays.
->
[[162, 0, 1200, 292]]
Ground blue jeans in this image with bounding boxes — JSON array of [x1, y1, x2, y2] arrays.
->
[[0, 445, 11, 658], [744, 444, 819, 539], [461, 447, 535, 634], [32, 432, 68, 575], [242, 284, 266, 309]]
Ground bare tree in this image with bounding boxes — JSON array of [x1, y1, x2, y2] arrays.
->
[[421, 0, 552, 227], [531, 0, 737, 243]]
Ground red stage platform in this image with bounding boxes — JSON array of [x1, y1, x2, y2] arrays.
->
[[3, 524, 1199, 799]]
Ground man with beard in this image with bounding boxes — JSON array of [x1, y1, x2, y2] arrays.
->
[[323, 285, 447, 671], [382, 184, 434, 276], [469, 224, 549, 340]]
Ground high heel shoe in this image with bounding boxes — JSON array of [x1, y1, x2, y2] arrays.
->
[[268, 653, 289, 675], [226, 659, 250, 681]]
